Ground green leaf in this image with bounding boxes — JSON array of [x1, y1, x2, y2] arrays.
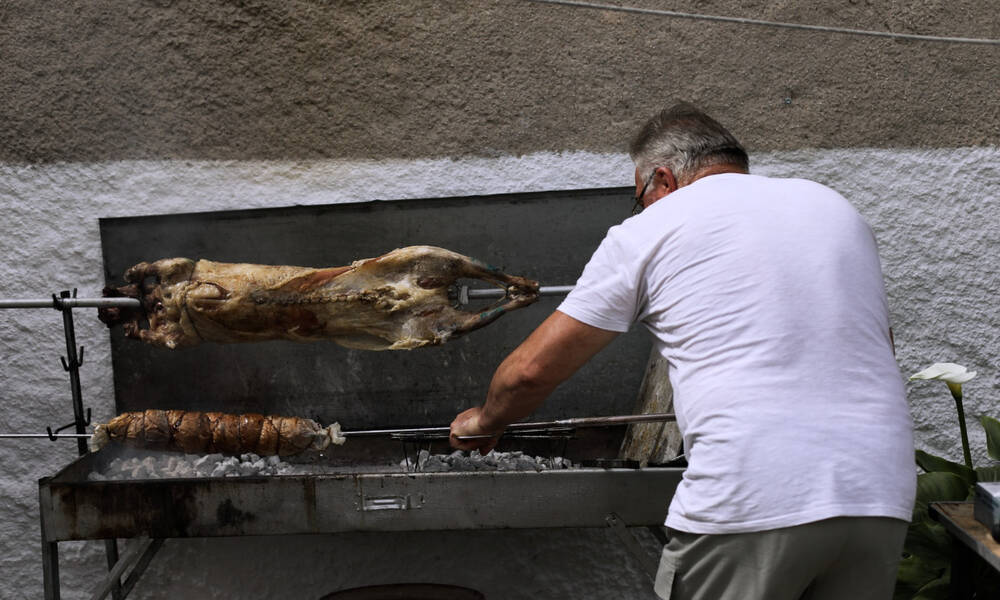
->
[[915, 450, 977, 487], [903, 521, 952, 569], [981, 416, 1000, 461], [912, 575, 951, 600], [895, 554, 947, 599], [976, 465, 1000, 482], [913, 472, 970, 522]]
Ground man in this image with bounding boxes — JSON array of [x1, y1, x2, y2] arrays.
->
[[450, 102, 915, 600]]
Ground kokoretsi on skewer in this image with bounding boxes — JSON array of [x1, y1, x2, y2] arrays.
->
[[89, 409, 345, 456]]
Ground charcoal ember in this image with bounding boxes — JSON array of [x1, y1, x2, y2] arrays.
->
[[450, 454, 475, 471], [421, 456, 449, 472], [91, 450, 306, 480], [216, 456, 242, 477], [406, 450, 576, 473], [194, 453, 223, 476], [514, 456, 539, 471]]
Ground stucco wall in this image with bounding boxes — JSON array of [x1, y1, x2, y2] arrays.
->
[[1, 0, 998, 598], [2, 0, 998, 162]]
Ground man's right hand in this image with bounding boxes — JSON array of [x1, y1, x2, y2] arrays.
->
[[449, 406, 502, 454]]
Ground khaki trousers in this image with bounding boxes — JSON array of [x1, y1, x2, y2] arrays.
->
[[654, 517, 908, 600]]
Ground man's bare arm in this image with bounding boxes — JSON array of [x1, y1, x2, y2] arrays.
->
[[449, 310, 620, 452]]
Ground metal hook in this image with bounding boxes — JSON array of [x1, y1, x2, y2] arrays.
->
[[45, 408, 92, 441], [59, 347, 85, 371]]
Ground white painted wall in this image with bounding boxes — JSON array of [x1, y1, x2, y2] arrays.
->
[[0, 147, 996, 599]]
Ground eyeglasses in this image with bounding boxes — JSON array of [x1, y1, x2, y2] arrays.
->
[[632, 170, 656, 215]]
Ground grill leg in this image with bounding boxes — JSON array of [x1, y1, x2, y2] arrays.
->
[[605, 512, 660, 581], [42, 540, 60, 600], [104, 539, 123, 600], [121, 538, 165, 597]]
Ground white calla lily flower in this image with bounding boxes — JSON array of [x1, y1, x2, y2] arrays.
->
[[909, 362, 977, 384], [908, 361, 978, 469]]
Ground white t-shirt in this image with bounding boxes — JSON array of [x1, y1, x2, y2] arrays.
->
[[558, 173, 915, 534]]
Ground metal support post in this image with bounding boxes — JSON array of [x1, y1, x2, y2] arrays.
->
[[54, 292, 125, 598], [56, 290, 90, 456], [4, 292, 150, 599]]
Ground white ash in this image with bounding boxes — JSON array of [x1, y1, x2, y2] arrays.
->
[[88, 452, 305, 480], [404, 449, 575, 472]]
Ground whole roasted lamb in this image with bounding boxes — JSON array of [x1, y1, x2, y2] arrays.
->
[[99, 246, 539, 350]]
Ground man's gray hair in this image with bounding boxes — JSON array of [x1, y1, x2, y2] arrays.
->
[[629, 102, 749, 182]]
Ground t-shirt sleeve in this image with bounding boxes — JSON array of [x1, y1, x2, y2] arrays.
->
[[556, 227, 643, 333]]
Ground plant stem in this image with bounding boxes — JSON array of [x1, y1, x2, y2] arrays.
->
[[950, 385, 974, 469]]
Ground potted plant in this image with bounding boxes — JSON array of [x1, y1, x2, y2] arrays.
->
[[896, 363, 1000, 599]]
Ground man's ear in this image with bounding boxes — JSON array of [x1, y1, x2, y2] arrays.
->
[[657, 166, 679, 193]]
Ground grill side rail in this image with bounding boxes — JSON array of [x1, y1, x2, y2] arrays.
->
[[39, 468, 683, 542]]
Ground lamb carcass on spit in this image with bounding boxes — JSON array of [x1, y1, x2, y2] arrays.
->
[[99, 246, 539, 350]]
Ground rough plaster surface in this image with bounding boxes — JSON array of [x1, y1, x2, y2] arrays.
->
[[2, 1, 998, 162], [0, 147, 996, 598]]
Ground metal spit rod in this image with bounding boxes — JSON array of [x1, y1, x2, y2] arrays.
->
[[456, 284, 573, 304], [0, 290, 571, 307], [0, 433, 92, 439], [0, 297, 141, 309], [0, 287, 572, 308], [467, 285, 574, 299]]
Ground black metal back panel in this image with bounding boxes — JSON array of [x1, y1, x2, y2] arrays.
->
[[99, 187, 650, 429]]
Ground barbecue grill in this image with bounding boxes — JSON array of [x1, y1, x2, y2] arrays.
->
[[20, 188, 684, 599]]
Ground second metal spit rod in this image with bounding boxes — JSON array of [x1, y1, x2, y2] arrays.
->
[[0, 414, 676, 441], [345, 412, 676, 440]]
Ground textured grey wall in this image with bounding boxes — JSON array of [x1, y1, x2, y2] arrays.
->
[[2, 0, 998, 162], [1, 1, 998, 598], [2, 147, 996, 599]]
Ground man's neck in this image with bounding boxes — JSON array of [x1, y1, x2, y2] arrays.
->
[[680, 164, 748, 187]]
